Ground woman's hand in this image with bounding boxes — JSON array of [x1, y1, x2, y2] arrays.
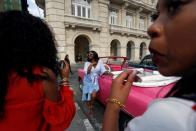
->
[[109, 70, 137, 110], [91, 61, 97, 66], [42, 68, 60, 102], [102, 70, 137, 131]]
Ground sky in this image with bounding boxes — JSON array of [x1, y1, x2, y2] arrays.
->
[[27, 0, 44, 18]]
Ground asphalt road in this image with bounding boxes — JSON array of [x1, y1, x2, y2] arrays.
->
[[67, 63, 105, 131]]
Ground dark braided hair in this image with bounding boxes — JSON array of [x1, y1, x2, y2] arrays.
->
[[0, 11, 59, 118]]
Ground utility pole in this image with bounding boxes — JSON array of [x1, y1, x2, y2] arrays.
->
[[21, 0, 28, 12]]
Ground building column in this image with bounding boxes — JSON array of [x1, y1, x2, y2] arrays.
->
[[134, 40, 141, 62], [45, 0, 65, 60], [64, 0, 71, 15], [147, 13, 152, 27], [91, 0, 99, 20], [135, 7, 143, 29], [121, 3, 128, 27], [98, 0, 110, 56], [120, 46, 127, 57]]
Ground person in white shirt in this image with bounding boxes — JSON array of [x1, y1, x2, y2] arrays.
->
[[102, 0, 196, 131], [82, 51, 108, 113]]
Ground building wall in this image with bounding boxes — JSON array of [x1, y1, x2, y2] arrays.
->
[[43, 0, 157, 63], [0, 1, 4, 11], [45, 0, 66, 59], [0, 0, 22, 12]]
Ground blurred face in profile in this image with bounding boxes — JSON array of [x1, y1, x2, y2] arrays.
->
[[148, 0, 196, 76]]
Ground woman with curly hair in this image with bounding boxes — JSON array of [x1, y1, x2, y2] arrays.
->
[[0, 11, 75, 131], [82, 50, 108, 113]]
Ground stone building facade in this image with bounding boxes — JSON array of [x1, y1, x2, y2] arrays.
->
[[39, 0, 157, 63], [0, 0, 22, 11]]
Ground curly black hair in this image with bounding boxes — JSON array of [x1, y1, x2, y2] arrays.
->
[[0, 11, 59, 118]]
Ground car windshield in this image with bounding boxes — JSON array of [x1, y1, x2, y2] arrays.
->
[[128, 55, 157, 70], [141, 58, 154, 66], [100, 57, 125, 65]]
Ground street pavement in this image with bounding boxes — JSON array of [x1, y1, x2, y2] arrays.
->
[[67, 63, 104, 131]]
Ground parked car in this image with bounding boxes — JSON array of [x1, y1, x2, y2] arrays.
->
[[99, 56, 128, 71], [78, 56, 180, 117], [128, 54, 157, 70]]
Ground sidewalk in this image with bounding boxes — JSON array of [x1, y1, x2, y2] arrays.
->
[[67, 103, 95, 131], [67, 63, 96, 131]]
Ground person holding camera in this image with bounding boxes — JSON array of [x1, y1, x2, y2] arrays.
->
[[0, 11, 75, 131]]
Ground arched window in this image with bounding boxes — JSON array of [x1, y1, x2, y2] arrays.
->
[[74, 35, 90, 62], [110, 40, 121, 56], [126, 41, 135, 60], [72, 0, 91, 18], [140, 42, 147, 59]]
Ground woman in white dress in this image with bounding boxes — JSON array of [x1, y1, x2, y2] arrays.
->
[[82, 51, 107, 113]]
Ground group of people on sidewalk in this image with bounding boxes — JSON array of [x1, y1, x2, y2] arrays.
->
[[0, 0, 196, 130]]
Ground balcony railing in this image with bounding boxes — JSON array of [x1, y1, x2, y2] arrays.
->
[[64, 15, 102, 31], [134, 0, 157, 6], [124, 0, 156, 11], [110, 24, 148, 37], [129, 0, 156, 6]]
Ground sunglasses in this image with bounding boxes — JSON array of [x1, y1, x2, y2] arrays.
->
[[88, 53, 93, 56]]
